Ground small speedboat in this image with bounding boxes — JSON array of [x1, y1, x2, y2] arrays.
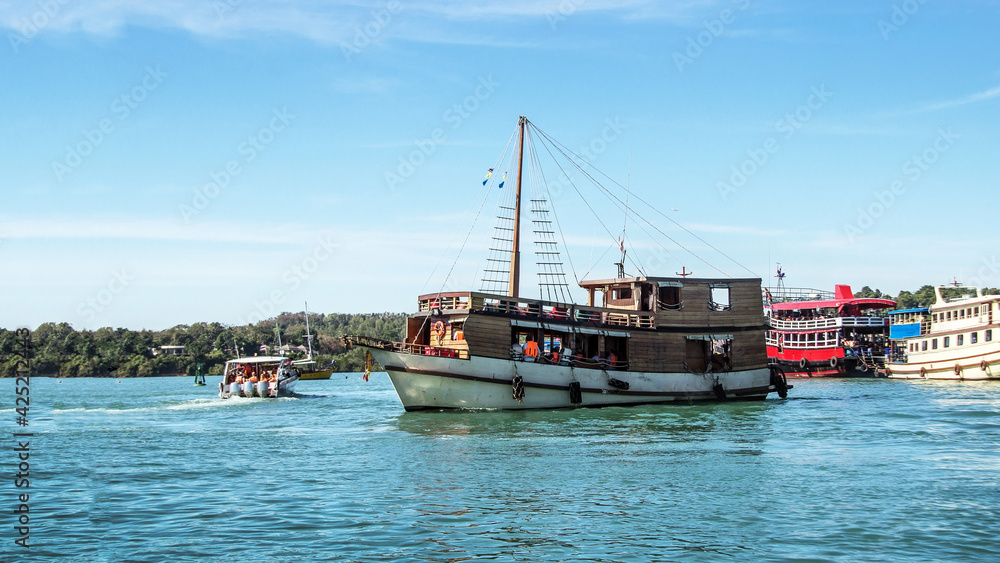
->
[[218, 356, 299, 398]]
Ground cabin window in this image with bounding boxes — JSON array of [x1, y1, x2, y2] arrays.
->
[[944, 336, 950, 348], [658, 285, 683, 310], [685, 335, 731, 373], [933, 313, 939, 322], [960, 310, 966, 319], [909, 343, 915, 352], [947, 311, 952, 321], [957, 334, 964, 346], [604, 335, 629, 370], [709, 285, 732, 311], [921, 340, 928, 351], [932, 339, 938, 350], [971, 332, 978, 344], [612, 287, 632, 300], [987, 330, 993, 342]]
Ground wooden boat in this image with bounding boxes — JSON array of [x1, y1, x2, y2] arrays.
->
[[886, 284, 1000, 380], [218, 356, 299, 398], [344, 116, 788, 410], [765, 284, 895, 377]]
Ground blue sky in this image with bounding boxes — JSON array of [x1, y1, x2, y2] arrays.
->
[[3, 0, 999, 330]]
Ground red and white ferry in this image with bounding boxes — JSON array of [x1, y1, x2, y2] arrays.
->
[[765, 285, 895, 377]]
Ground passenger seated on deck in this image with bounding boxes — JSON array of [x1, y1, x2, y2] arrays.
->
[[523, 339, 539, 361], [510, 342, 524, 359], [608, 352, 618, 370], [560, 348, 573, 365]]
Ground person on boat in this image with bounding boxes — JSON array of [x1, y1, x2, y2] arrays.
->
[[549, 347, 561, 364], [510, 342, 524, 360], [523, 338, 539, 361], [608, 352, 618, 370]]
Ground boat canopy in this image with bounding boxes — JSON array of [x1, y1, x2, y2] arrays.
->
[[887, 308, 929, 316], [224, 356, 288, 365], [770, 284, 895, 314]]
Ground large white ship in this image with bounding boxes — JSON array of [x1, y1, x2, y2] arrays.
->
[[886, 284, 1000, 380]]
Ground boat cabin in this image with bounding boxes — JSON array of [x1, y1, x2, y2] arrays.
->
[[399, 276, 766, 375]]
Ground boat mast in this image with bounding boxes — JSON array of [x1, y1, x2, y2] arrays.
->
[[304, 301, 314, 361], [508, 115, 526, 298]]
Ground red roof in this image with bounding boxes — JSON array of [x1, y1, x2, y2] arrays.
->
[[770, 285, 896, 313]]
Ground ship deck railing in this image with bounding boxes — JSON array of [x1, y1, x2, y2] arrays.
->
[[418, 291, 657, 329], [345, 335, 470, 360], [509, 349, 630, 371], [767, 316, 889, 331]]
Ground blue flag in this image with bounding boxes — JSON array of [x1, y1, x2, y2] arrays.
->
[[482, 168, 493, 185], [498, 171, 506, 189]]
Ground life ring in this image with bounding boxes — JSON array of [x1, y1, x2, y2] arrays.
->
[[980, 359, 989, 372], [798, 357, 808, 370], [954, 364, 962, 376], [919, 366, 927, 377], [829, 357, 839, 368], [433, 321, 446, 340]]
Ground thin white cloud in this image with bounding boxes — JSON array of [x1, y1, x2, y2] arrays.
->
[[915, 84, 1000, 113], [0, 0, 720, 45]]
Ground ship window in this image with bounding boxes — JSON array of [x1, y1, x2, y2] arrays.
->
[[921, 340, 927, 351], [709, 286, 732, 311], [909, 343, 915, 352], [957, 334, 964, 346], [987, 330, 993, 342], [960, 310, 966, 319], [658, 285, 682, 310], [612, 287, 632, 300], [946, 311, 952, 321], [932, 339, 938, 349], [971, 332, 978, 344], [944, 336, 950, 348]]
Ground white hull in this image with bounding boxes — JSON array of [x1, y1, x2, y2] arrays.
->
[[887, 350, 1000, 380], [368, 349, 772, 411], [218, 376, 298, 398]]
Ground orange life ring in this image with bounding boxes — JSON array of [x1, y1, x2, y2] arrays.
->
[[980, 359, 989, 372], [954, 364, 962, 376], [433, 321, 445, 340], [919, 366, 927, 377]]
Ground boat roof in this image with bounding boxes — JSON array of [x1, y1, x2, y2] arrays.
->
[[888, 307, 929, 315], [769, 284, 896, 312], [224, 356, 289, 365], [579, 276, 761, 288]]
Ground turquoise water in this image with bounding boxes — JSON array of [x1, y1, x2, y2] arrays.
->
[[3, 375, 1000, 562]]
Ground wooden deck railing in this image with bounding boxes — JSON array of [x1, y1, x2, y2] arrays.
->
[[417, 291, 657, 329]]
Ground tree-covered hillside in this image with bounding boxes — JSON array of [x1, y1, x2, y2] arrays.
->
[[0, 312, 405, 377]]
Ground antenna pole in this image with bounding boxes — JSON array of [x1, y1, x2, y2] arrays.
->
[[304, 301, 314, 361], [508, 116, 526, 298]]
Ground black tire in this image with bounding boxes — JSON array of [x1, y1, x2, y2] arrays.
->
[[798, 357, 808, 370]]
